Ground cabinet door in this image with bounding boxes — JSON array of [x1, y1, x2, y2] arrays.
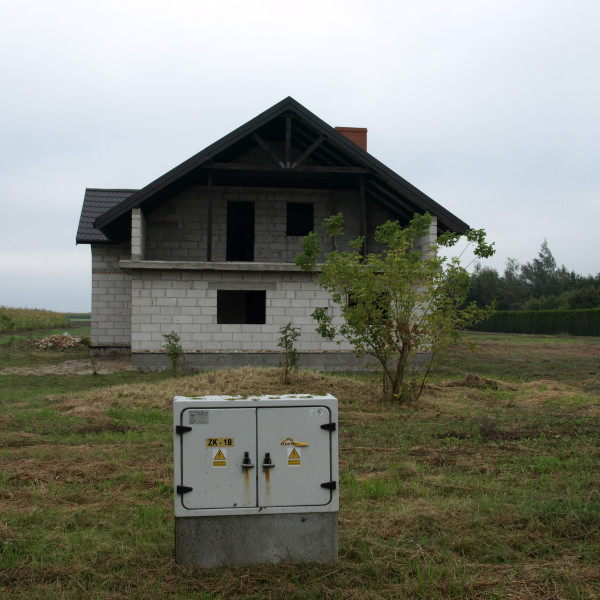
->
[[257, 406, 333, 508], [179, 408, 257, 510]]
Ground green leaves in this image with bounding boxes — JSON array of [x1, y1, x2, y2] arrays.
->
[[296, 211, 495, 402], [162, 331, 183, 375], [278, 322, 301, 383], [293, 231, 320, 272]]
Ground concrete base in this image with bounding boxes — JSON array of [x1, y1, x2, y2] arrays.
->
[[133, 350, 430, 372], [175, 512, 338, 567], [90, 344, 131, 357]]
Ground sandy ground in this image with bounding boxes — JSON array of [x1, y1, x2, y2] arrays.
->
[[0, 356, 134, 376]]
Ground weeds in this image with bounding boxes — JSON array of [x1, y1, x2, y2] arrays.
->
[[278, 322, 300, 383], [162, 330, 184, 375]]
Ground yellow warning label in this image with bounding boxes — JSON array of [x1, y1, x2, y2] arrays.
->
[[213, 448, 227, 467], [288, 447, 301, 466]]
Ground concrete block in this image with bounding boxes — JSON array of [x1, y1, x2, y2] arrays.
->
[[175, 512, 339, 567], [152, 315, 172, 324], [172, 315, 193, 324]]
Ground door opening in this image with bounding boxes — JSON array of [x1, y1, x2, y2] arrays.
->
[[226, 201, 254, 261]]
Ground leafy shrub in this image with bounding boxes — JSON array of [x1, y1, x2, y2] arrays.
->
[[162, 331, 184, 375], [277, 322, 300, 383]]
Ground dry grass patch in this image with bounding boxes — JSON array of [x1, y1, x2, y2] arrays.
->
[[55, 366, 380, 417]]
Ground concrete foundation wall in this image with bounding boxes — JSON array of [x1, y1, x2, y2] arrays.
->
[[175, 512, 338, 566], [132, 349, 387, 372], [91, 243, 131, 350]]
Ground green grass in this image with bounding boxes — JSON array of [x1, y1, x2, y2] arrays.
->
[[0, 325, 92, 369], [1, 329, 599, 598], [432, 331, 600, 383]]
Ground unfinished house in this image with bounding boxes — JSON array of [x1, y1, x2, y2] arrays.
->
[[76, 97, 468, 371]]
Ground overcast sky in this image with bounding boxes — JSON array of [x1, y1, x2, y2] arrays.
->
[[1, 0, 598, 312]]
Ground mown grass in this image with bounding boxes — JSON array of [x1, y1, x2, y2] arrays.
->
[[1, 331, 599, 599]]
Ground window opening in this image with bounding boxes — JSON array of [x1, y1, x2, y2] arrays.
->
[[217, 290, 266, 324], [227, 201, 254, 261], [286, 202, 313, 236]]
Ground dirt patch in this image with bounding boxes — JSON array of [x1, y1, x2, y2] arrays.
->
[[0, 356, 133, 376]]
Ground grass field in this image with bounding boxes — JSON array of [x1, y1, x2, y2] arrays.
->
[[0, 307, 72, 334], [1, 327, 599, 599]]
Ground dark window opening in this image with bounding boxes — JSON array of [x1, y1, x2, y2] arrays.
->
[[227, 201, 254, 261], [286, 202, 313, 236], [217, 290, 266, 324]]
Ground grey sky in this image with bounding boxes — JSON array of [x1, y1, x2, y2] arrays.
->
[[1, 0, 598, 312]]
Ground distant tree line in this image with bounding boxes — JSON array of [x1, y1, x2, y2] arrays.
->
[[468, 240, 600, 311]]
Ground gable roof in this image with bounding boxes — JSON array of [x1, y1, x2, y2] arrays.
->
[[83, 97, 468, 241]]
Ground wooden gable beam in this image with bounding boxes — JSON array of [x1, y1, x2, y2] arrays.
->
[[252, 133, 284, 168], [207, 162, 369, 174], [293, 128, 353, 167], [292, 135, 326, 169], [285, 115, 292, 168], [367, 183, 414, 224], [207, 172, 213, 261]]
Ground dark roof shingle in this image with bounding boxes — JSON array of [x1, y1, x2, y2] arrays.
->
[[76, 189, 137, 244]]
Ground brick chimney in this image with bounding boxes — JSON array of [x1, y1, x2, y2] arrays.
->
[[335, 126, 367, 151]]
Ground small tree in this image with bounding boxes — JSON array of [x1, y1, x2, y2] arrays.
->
[[278, 322, 300, 383], [162, 331, 184, 375], [295, 212, 495, 402]]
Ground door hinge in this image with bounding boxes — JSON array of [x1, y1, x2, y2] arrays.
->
[[320, 422, 336, 431], [321, 481, 337, 490], [176, 485, 193, 494], [175, 425, 192, 435]]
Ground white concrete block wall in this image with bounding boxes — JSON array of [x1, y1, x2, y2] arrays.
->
[[130, 269, 351, 353], [142, 185, 399, 264], [131, 208, 146, 260], [145, 187, 209, 261], [210, 187, 338, 263], [91, 243, 132, 347], [415, 215, 438, 255]]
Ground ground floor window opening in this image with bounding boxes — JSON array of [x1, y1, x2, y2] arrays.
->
[[217, 290, 266, 324]]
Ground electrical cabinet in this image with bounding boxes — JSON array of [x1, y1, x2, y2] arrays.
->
[[173, 395, 339, 518]]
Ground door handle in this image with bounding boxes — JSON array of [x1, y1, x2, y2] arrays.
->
[[242, 451, 254, 469], [262, 452, 275, 469]]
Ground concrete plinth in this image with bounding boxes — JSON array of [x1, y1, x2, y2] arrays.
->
[[133, 350, 430, 372], [175, 512, 338, 567]]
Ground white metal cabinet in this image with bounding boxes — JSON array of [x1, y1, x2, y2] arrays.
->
[[174, 395, 338, 518]]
